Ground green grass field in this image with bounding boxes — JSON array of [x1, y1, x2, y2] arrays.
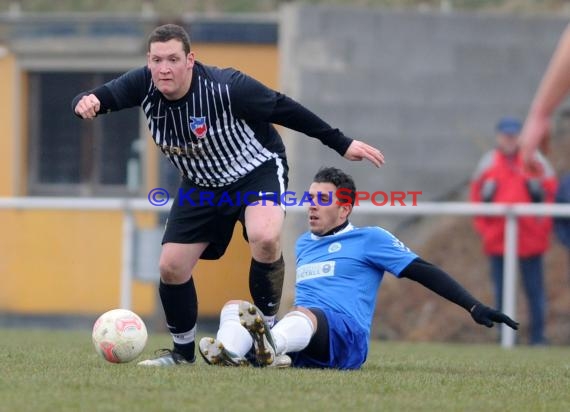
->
[[1, 328, 569, 412]]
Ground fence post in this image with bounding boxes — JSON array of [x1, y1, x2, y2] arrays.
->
[[120, 205, 135, 310], [501, 209, 518, 348]]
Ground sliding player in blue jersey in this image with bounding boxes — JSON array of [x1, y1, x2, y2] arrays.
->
[[199, 167, 519, 370]]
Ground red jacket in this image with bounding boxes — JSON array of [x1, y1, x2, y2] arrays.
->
[[469, 149, 557, 257]]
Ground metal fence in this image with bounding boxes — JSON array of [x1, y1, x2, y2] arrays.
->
[[2, 197, 570, 347]]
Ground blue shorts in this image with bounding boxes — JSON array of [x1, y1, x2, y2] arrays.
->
[[290, 308, 368, 370]]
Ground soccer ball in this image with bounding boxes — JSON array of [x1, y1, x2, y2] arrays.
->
[[92, 309, 148, 363]]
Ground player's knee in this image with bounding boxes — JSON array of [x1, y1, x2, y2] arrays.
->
[[248, 227, 280, 245], [283, 309, 317, 335], [248, 232, 281, 257], [159, 259, 188, 284], [224, 299, 243, 307]]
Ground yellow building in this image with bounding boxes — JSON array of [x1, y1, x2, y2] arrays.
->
[[0, 15, 279, 321]]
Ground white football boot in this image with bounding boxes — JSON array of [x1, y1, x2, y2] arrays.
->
[[198, 337, 250, 367], [238, 301, 291, 368], [137, 349, 194, 366]]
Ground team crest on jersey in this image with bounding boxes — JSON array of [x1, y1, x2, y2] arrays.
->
[[189, 116, 208, 139], [328, 242, 342, 253]]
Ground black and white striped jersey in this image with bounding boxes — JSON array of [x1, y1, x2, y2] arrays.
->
[[72, 62, 353, 188]]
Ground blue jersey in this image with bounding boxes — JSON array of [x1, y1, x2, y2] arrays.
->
[[294, 223, 418, 343]]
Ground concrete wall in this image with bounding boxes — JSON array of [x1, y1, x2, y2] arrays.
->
[[280, 5, 568, 211]]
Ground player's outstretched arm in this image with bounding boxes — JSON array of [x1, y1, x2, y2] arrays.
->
[[521, 23, 570, 168], [400, 258, 519, 330], [343, 140, 385, 168], [256, 88, 384, 167]]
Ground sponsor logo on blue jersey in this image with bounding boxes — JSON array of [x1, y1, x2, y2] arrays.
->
[[296, 261, 336, 282]]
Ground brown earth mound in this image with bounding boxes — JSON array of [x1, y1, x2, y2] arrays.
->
[[375, 215, 570, 345]]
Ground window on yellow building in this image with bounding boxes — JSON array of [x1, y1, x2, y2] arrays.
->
[[27, 72, 141, 196]]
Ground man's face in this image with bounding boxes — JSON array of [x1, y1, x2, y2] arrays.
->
[[496, 132, 519, 156], [147, 39, 194, 100], [307, 182, 351, 236]]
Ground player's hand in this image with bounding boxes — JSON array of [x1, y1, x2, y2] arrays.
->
[[74, 93, 101, 119], [470, 303, 519, 330], [343, 140, 385, 168], [519, 114, 549, 173]]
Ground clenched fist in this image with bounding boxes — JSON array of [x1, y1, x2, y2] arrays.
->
[[74, 93, 101, 119]]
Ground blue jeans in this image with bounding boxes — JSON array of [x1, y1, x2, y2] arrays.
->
[[489, 255, 547, 345]]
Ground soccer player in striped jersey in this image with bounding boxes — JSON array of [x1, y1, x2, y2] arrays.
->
[[72, 24, 384, 366], [199, 167, 519, 369]]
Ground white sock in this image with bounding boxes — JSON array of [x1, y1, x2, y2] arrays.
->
[[264, 315, 276, 328], [216, 303, 253, 357], [271, 311, 315, 355]]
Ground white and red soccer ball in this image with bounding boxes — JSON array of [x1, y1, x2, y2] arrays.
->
[[92, 309, 148, 363]]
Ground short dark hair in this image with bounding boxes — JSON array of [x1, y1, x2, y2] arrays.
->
[[147, 24, 191, 55], [313, 167, 357, 206]]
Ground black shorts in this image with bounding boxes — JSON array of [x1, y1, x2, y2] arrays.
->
[[162, 158, 289, 260]]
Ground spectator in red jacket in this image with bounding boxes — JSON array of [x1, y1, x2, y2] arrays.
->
[[470, 117, 558, 345]]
